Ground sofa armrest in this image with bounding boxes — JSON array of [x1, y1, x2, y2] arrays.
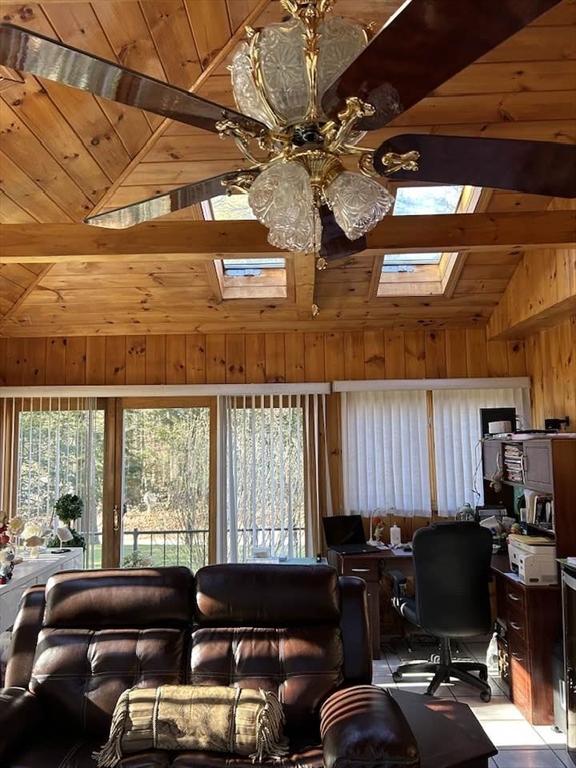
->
[[0, 687, 41, 760], [321, 685, 419, 768], [5, 585, 46, 688]]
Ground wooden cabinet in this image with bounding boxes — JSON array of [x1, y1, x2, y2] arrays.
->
[[482, 440, 502, 480], [493, 560, 562, 725], [481, 437, 576, 558], [523, 440, 554, 493]]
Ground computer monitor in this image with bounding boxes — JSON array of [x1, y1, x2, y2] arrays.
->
[[322, 515, 366, 547]]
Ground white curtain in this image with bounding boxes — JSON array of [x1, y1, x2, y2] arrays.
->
[[218, 393, 329, 563], [0, 397, 102, 567], [341, 390, 431, 516], [433, 387, 530, 515]]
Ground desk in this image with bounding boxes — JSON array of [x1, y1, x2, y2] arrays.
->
[[326, 546, 413, 658], [329, 546, 561, 724]]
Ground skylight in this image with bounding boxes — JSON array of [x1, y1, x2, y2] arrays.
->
[[383, 254, 442, 272], [381, 186, 468, 275], [392, 185, 463, 216], [376, 184, 480, 296], [222, 258, 285, 277], [203, 194, 255, 221], [203, 195, 286, 297]]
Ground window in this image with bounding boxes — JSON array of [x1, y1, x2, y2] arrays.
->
[[339, 383, 530, 518], [377, 184, 481, 296], [203, 196, 288, 299], [221, 394, 327, 562], [342, 390, 431, 515], [3, 398, 104, 568], [433, 388, 529, 515], [121, 405, 212, 571], [223, 395, 306, 562]]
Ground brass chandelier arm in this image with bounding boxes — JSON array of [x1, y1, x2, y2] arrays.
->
[[325, 97, 376, 153], [379, 150, 421, 175], [215, 119, 268, 165], [280, 0, 337, 123], [221, 170, 261, 195], [303, 19, 321, 122], [280, 0, 336, 22], [358, 152, 381, 180]]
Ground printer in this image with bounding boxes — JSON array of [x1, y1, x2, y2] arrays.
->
[[508, 534, 558, 585]]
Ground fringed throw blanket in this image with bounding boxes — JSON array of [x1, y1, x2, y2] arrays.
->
[[94, 685, 288, 768]]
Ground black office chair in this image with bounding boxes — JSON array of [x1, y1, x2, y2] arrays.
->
[[390, 521, 493, 702]]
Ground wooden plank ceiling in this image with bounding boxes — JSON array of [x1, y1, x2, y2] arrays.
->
[[0, 0, 574, 337]]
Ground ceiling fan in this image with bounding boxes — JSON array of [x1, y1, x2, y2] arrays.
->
[[1, 0, 574, 268]]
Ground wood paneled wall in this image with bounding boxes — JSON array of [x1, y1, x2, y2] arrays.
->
[[526, 314, 576, 431], [487, 201, 576, 340], [0, 328, 528, 386]]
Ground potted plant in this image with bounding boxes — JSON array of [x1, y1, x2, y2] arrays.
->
[[47, 493, 86, 550]]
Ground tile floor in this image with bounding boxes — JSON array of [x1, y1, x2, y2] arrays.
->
[[374, 638, 572, 768]]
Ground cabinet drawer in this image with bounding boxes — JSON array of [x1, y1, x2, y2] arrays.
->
[[507, 604, 527, 644], [509, 633, 531, 712], [505, 580, 526, 612], [341, 558, 380, 582]]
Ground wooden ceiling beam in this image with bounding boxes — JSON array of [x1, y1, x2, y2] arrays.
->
[[0, 316, 490, 338], [1, 210, 574, 264]]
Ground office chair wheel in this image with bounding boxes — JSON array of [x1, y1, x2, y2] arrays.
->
[[480, 689, 492, 703], [392, 670, 403, 682]]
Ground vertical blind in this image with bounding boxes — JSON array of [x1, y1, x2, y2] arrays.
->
[[0, 397, 102, 567], [219, 393, 328, 563], [341, 390, 431, 516], [433, 387, 529, 515]]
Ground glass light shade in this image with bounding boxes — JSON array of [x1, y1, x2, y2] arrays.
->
[[317, 17, 367, 106], [231, 17, 368, 128], [230, 42, 275, 128], [248, 162, 320, 252], [325, 172, 394, 240], [258, 18, 309, 126]]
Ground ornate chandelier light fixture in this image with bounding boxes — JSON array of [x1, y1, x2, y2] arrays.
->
[[216, 0, 418, 265]]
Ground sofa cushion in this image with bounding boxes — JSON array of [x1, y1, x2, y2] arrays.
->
[[195, 564, 340, 626], [30, 627, 186, 737], [191, 625, 343, 738], [44, 567, 193, 629]]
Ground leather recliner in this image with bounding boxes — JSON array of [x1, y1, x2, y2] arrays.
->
[[0, 564, 496, 768]]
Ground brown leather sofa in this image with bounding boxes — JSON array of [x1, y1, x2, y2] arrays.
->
[[0, 564, 496, 768]]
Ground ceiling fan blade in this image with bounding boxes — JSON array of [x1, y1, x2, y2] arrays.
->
[[319, 207, 367, 261], [322, 0, 563, 131], [0, 23, 266, 135], [86, 171, 256, 229], [373, 135, 576, 198]]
